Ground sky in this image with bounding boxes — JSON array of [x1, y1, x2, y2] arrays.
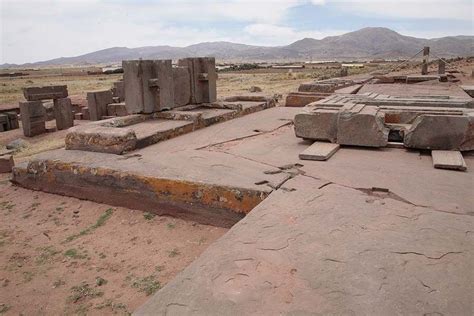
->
[[0, 0, 473, 64]]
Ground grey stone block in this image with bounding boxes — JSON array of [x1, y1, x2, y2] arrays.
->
[[81, 107, 90, 120], [177, 57, 217, 104], [19, 101, 46, 137], [298, 83, 335, 93], [294, 108, 339, 142], [173, 66, 191, 107], [299, 142, 340, 161], [23, 85, 68, 101], [65, 125, 137, 155], [123, 59, 174, 114], [337, 105, 389, 147], [404, 114, 473, 151], [0, 154, 14, 173], [431, 150, 466, 171], [113, 81, 125, 101], [107, 103, 128, 117], [53, 97, 74, 130], [87, 90, 113, 121]]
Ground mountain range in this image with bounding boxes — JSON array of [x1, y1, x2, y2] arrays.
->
[[2, 27, 473, 68]]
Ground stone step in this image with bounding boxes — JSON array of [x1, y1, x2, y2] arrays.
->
[[299, 142, 340, 161], [431, 150, 467, 171]]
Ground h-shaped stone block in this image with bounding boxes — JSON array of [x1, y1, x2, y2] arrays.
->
[[177, 57, 217, 104], [123, 59, 174, 114]]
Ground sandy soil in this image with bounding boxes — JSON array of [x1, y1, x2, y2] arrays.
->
[[0, 174, 227, 315]]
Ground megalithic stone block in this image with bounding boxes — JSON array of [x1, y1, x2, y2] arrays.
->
[[23, 85, 68, 101], [81, 107, 90, 120], [298, 83, 336, 93], [107, 103, 128, 117], [0, 114, 7, 131], [404, 114, 474, 151], [438, 59, 446, 75], [123, 59, 174, 114], [113, 81, 125, 101], [87, 90, 113, 121], [336, 104, 389, 147], [6, 112, 19, 130], [19, 101, 46, 137], [294, 108, 339, 142], [177, 57, 217, 104], [53, 97, 74, 130], [173, 66, 192, 107]]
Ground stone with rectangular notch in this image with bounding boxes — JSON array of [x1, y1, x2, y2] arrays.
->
[[123, 59, 174, 114], [173, 66, 192, 107], [178, 57, 216, 104], [337, 105, 389, 147]]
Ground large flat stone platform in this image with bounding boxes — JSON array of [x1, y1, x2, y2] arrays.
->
[[135, 175, 473, 315], [12, 108, 298, 227], [11, 107, 473, 314], [358, 82, 472, 98]]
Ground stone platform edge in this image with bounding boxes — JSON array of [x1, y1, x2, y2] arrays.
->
[[12, 159, 269, 228]]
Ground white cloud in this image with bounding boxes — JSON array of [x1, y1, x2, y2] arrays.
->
[[0, 0, 306, 63], [0, 0, 472, 64], [328, 0, 473, 21]]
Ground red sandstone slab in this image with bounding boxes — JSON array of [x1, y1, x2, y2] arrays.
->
[[213, 123, 472, 214], [358, 83, 471, 98], [135, 175, 473, 315]]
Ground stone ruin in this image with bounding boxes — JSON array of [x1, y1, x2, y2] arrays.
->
[[0, 111, 19, 133], [294, 93, 473, 150], [19, 85, 74, 136], [7, 54, 473, 315], [289, 81, 473, 170], [65, 57, 276, 154]]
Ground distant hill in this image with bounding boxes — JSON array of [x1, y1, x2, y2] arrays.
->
[[3, 27, 473, 67]]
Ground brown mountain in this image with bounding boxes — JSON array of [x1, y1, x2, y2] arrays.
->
[[3, 27, 473, 67]]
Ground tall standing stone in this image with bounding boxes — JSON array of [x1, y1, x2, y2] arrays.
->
[[438, 59, 446, 75], [173, 67, 192, 107], [177, 57, 217, 104], [421, 46, 430, 75], [19, 101, 46, 137], [53, 97, 74, 130], [87, 90, 113, 121], [123, 59, 174, 114], [113, 81, 125, 101]]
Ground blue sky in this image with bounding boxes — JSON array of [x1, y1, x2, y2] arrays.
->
[[1, 0, 473, 64]]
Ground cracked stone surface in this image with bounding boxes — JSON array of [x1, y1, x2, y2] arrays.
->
[[11, 107, 473, 314], [135, 175, 473, 315]]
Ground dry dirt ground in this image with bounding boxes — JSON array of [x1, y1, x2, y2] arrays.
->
[[0, 173, 227, 315]]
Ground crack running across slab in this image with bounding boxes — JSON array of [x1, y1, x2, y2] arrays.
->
[[196, 121, 293, 151]]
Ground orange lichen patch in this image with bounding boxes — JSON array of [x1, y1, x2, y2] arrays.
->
[[17, 159, 268, 217], [141, 177, 267, 214]]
